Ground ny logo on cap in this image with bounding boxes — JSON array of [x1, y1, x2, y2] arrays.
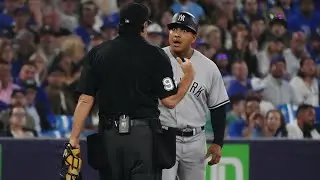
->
[[177, 14, 185, 22]]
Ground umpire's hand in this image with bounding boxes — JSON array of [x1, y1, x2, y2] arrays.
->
[[205, 144, 222, 165]]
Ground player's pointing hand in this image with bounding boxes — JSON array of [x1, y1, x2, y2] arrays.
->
[[176, 57, 195, 77]]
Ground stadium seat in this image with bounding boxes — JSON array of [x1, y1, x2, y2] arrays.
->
[[277, 104, 298, 123]]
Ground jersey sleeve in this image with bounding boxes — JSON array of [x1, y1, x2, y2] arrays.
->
[[207, 64, 230, 109], [151, 48, 178, 99], [76, 50, 99, 96]]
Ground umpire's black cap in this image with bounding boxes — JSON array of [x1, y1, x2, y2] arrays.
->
[[119, 3, 151, 27]]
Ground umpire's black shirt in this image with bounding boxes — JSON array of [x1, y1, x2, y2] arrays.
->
[[77, 34, 178, 119]]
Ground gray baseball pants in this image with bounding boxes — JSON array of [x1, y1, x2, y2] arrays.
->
[[162, 131, 206, 180]]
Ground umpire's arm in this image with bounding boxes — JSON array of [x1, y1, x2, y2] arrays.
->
[[69, 51, 99, 147]]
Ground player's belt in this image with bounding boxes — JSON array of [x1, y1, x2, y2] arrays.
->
[[175, 126, 204, 137]]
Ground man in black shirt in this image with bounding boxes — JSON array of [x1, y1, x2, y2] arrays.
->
[[66, 3, 195, 180]]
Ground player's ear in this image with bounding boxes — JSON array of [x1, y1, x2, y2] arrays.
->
[[191, 33, 197, 44]]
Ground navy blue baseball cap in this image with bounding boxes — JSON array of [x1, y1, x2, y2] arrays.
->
[[119, 3, 151, 27], [101, 13, 120, 30]]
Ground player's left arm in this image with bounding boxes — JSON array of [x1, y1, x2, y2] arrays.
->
[[205, 64, 230, 165]]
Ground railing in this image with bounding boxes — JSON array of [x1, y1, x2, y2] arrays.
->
[[0, 138, 319, 180]]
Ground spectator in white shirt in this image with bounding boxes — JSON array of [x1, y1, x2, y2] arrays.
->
[[287, 104, 320, 139], [289, 57, 319, 106]]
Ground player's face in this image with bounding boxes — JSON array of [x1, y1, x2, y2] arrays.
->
[[169, 27, 196, 53]]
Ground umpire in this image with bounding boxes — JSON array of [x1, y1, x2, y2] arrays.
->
[[67, 2, 195, 180]]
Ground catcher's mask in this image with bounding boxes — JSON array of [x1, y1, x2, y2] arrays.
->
[[60, 143, 82, 180]]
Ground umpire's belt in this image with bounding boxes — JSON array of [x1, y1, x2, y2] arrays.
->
[[99, 116, 150, 130], [174, 126, 204, 137]]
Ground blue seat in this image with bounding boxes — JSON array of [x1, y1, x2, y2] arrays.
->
[[277, 104, 298, 124]]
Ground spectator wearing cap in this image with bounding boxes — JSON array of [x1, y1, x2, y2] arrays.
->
[[37, 25, 59, 67], [268, 13, 289, 42], [226, 94, 245, 126], [145, 23, 163, 47], [58, 0, 79, 32], [0, 60, 20, 105], [289, 57, 319, 107], [100, 13, 119, 41], [74, 0, 98, 46], [45, 67, 76, 115], [227, 60, 252, 97], [0, 105, 37, 138], [283, 32, 310, 78], [12, 5, 30, 33], [262, 56, 298, 106], [287, 0, 320, 37], [170, 0, 205, 21], [256, 35, 286, 77], [248, 77, 275, 116], [0, 13, 16, 34], [0, 89, 36, 131], [22, 80, 52, 133], [214, 53, 233, 88]]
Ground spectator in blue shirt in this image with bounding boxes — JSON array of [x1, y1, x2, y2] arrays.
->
[[228, 60, 252, 96], [74, 0, 98, 47], [170, 0, 205, 21], [287, 0, 320, 37], [228, 96, 263, 138]]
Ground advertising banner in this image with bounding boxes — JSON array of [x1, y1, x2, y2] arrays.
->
[[206, 144, 249, 180], [0, 139, 319, 180]]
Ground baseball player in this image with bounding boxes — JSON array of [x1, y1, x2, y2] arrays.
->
[[159, 12, 230, 180]]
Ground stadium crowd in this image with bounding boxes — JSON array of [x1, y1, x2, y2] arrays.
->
[[0, 0, 319, 139]]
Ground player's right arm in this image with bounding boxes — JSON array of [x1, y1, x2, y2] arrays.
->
[[152, 48, 195, 109]]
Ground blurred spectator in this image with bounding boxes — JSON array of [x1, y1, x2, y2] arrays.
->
[[263, 109, 288, 137], [262, 56, 298, 106], [88, 31, 104, 51], [268, 13, 287, 38], [250, 15, 265, 49], [228, 96, 263, 138], [58, 0, 79, 32], [146, 23, 163, 47], [0, 105, 37, 138], [211, 9, 232, 49], [307, 31, 320, 63], [214, 53, 233, 88], [226, 94, 245, 126], [227, 30, 259, 77], [100, 13, 119, 41], [249, 77, 275, 116], [289, 57, 318, 106], [2, 0, 24, 16], [283, 32, 309, 77], [12, 5, 31, 33], [170, 0, 205, 21], [203, 25, 223, 59], [240, 0, 262, 25], [23, 80, 51, 132], [0, 60, 19, 105], [29, 52, 47, 85], [228, 60, 252, 96], [287, 0, 320, 37], [286, 104, 320, 139], [256, 36, 285, 77], [37, 25, 59, 67], [45, 67, 75, 115], [74, 0, 98, 46], [274, 0, 297, 17], [0, 89, 35, 130]]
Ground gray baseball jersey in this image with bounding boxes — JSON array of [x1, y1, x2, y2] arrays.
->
[[159, 47, 229, 128]]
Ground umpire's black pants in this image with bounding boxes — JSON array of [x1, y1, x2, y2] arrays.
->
[[98, 122, 161, 180]]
